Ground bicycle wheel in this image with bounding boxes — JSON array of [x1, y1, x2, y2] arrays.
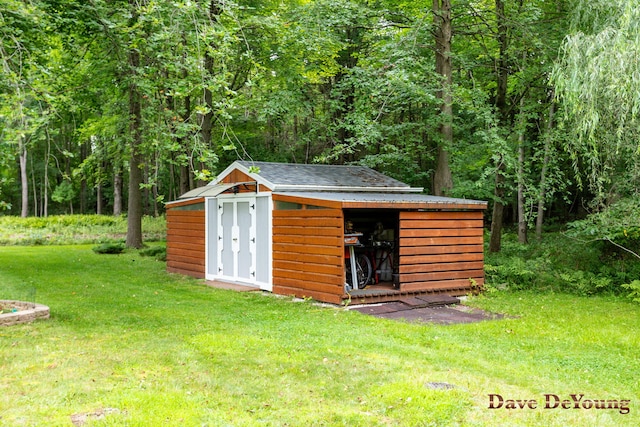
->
[[352, 253, 372, 289]]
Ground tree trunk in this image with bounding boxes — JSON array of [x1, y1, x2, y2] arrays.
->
[[198, 1, 222, 173], [517, 132, 527, 243], [31, 157, 37, 217], [125, 26, 144, 249], [113, 167, 123, 216], [96, 183, 103, 215], [432, 0, 453, 196], [489, 0, 509, 252], [179, 164, 190, 196], [19, 139, 28, 217], [79, 142, 89, 214], [44, 130, 50, 217], [536, 91, 556, 240], [143, 161, 150, 216], [489, 157, 506, 252], [517, 97, 528, 244]]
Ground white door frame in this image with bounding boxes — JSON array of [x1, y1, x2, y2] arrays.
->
[[218, 196, 256, 284], [205, 194, 272, 291]]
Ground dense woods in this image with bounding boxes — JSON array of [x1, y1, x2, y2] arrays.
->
[[1, 0, 639, 252]]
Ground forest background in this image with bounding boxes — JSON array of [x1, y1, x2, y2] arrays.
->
[[1, 0, 639, 257]]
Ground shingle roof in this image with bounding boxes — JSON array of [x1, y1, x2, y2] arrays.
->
[[235, 161, 416, 191]]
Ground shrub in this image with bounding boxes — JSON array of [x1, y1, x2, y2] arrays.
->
[[92, 243, 126, 254], [484, 231, 639, 300], [139, 246, 166, 261], [622, 280, 640, 303], [566, 197, 640, 259]]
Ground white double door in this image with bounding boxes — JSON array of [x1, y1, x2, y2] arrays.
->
[[208, 195, 271, 290]]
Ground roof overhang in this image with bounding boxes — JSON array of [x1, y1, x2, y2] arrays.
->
[[176, 182, 258, 199], [273, 191, 488, 210]]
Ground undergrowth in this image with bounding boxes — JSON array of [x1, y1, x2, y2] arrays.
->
[[0, 214, 166, 245], [485, 231, 640, 302]]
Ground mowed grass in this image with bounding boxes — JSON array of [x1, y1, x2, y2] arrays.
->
[[0, 245, 638, 426]]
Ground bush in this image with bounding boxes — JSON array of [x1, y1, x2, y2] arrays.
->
[[92, 243, 126, 254], [566, 197, 640, 258], [139, 246, 166, 261], [484, 231, 639, 300]]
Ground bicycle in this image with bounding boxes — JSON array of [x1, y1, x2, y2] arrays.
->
[[345, 250, 373, 290], [345, 238, 395, 290]]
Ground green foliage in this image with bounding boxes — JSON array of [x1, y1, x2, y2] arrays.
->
[[622, 280, 640, 303], [565, 197, 640, 256], [552, 0, 640, 205], [51, 180, 76, 205], [138, 245, 166, 261], [91, 242, 125, 254], [485, 231, 640, 301], [0, 214, 166, 245]]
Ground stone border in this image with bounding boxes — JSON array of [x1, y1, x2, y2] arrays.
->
[[0, 300, 50, 326]]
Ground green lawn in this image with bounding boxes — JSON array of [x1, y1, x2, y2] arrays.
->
[[1, 245, 638, 426]]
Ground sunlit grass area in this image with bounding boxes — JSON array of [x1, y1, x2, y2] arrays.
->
[[0, 215, 166, 245], [1, 245, 638, 425]]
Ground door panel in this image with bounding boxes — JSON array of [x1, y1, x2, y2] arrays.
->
[[210, 195, 271, 290], [237, 201, 252, 280], [221, 201, 235, 277]]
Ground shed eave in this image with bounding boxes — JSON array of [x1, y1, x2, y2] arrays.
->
[[272, 191, 488, 210], [165, 196, 205, 208]]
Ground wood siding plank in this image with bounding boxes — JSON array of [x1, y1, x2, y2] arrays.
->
[[273, 260, 344, 276], [400, 278, 484, 292], [273, 226, 342, 236], [273, 243, 342, 256], [399, 244, 484, 256], [401, 252, 484, 264], [401, 269, 484, 282], [401, 211, 482, 220], [400, 236, 484, 246], [272, 217, 344, 227], [272, 285, 343, 305], [272, 251, 343, 265], [399, 261, 484, 274], [167, 253, 205, 267], [400, 219, 484, 229], [272, 276, 344, 294], [399, 228, 484, 238], [273, 235, 342, 247]]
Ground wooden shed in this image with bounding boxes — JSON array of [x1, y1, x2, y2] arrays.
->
[[166, 161, 487, 304]]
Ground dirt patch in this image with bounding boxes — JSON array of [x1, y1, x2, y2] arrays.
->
[[71, 408, 123, 426], [349, 301, 505, 325]]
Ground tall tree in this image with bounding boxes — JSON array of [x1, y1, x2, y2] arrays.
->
[[0, 1, 46, 217], [488, 0, 509, 252], [124, 0, 145, 248], [552, 0, 640, 207], [432, 0, 454, 196]]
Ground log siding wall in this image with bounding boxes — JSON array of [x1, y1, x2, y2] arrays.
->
[[167, 208, 206, 278], [272, 208, 344, 304], [398, 210, 484, 293]]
